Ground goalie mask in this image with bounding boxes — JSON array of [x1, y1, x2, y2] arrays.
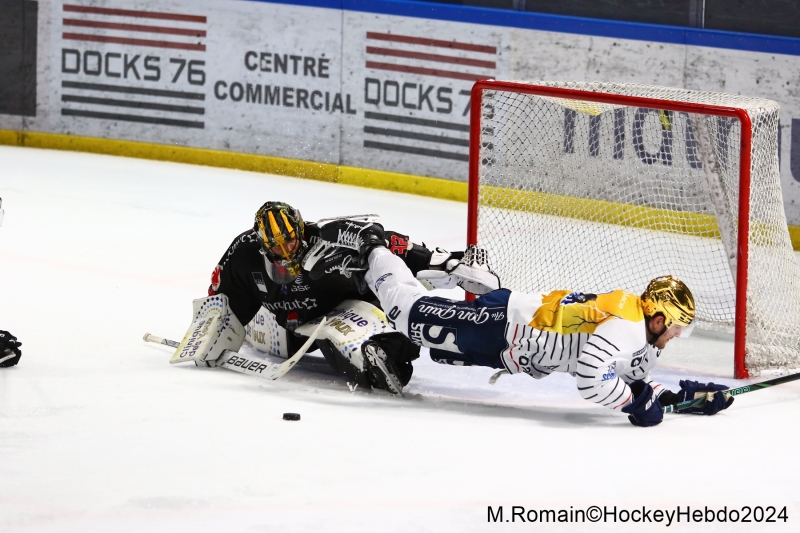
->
[[641, 275, 696, 337], [254, 201, 307, 285]]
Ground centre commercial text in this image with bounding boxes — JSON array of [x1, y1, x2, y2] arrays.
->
[[213, 50, 355, 113]]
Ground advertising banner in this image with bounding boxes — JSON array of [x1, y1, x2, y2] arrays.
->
[[4, 0, 800, 223]]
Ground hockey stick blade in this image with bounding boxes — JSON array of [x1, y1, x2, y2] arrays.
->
[[142, 317, 326, 381], [663, 371, 800, 414]]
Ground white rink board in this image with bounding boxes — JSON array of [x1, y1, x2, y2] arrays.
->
[[4, 0, 800, 222]]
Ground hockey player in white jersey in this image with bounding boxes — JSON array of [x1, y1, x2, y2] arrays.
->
[[308, 220, 734, 427]]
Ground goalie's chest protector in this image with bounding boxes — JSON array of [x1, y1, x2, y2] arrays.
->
[[216, 233, 364, 329], [255, 269, 364, 328]]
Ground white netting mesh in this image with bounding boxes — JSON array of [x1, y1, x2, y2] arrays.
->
[[474, 81, 800, 373]]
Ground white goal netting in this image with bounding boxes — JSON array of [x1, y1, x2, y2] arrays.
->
[[472, 81, 800, 375]]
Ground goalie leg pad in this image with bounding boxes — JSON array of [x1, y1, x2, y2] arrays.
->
[[245, 308, 289, 359], [294, 299, 397, 385], [171, 294, 245, 365], [316, 338, 372, 388]]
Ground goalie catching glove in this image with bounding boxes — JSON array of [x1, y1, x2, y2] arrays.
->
[[416, 245, 500, 295], [171, 294, 245, 366], [303, 219, 501, 296]]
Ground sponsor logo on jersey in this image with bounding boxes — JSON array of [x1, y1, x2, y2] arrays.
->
[[290, 274, 310, 292], [416, 301, 501, 325], [618, 291, 630, 309], [601, 361, 617, 381], [560, 292, 587, 305], [252, 272, 268, 292], [374, 272, 392, 290], [631, 344, 647, 367], [210, 265, 222, 293], [389, 235, 409, 256], [222, 231, 261, 265], [263, 298, 318, 312]]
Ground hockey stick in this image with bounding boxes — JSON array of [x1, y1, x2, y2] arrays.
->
[[142, 317, 326, 381], [663, 371, 800, 413]]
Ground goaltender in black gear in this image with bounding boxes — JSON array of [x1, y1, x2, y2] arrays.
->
[[206, 201, 487, 393]]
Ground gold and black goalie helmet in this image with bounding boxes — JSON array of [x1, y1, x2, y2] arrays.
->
[[254, 201, 307, 284]]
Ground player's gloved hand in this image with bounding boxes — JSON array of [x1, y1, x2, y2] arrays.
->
[[316, 219, 386, 267], [621, 382, 663, 427], [674, 380, 734, 415], [0, 330, 22, 368]]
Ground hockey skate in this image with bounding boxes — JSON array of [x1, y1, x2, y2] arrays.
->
[[361, 340, 404, 396]]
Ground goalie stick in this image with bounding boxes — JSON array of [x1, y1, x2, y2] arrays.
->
[[662, 371, 800, 414], [143, 317, 326, 381]]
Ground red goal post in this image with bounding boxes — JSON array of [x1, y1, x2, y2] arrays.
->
[[467, 80, 800, 379]]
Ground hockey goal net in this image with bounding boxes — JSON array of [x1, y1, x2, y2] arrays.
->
[[467, 80, 800, 378]]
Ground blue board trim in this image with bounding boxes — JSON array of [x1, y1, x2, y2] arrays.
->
[[248, 0, 800, 57]]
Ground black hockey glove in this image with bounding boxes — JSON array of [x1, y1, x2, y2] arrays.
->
[[671, 380, 734, 416], [316, 219, 386, 267], [0, 330, 22, 368], [621, 381, 663, 427]]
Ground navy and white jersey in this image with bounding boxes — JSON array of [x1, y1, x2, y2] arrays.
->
[[365, 248, 666, 412], [500, 290, 665, 410]]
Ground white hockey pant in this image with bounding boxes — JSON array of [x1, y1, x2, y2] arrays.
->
[[364, 248, 426, 336]]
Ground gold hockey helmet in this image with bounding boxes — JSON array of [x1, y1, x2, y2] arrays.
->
[[254, 201, 307, 284], [641, 275, 696, 329]]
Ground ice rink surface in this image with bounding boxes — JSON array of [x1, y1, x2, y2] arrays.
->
[[1, 145, 799, 532]]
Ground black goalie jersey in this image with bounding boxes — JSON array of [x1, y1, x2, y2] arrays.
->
[[208, 223, 430, 341]]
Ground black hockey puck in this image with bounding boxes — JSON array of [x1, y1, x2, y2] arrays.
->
[[283, 413, 301, 421]]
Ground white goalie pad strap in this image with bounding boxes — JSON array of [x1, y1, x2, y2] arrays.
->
[[416, 267, 458, 291], [295, 299, 394, 371], [416, 263, 500, 295], [245, 308, 289, 359], [170, 294, 245, 365], [449, 246, 500, 295]]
